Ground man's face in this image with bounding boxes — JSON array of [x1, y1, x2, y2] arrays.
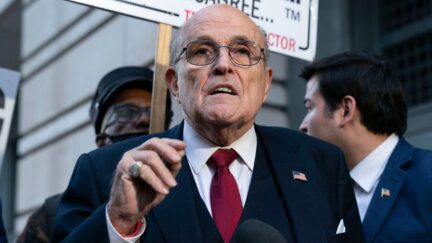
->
[[169, 5, 272, 132], [97, 87, 152, 147], [299, 75, 340, 145]]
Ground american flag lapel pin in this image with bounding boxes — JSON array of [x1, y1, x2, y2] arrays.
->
[[381, 188, 391, 197], [292, 171, 307, 182]]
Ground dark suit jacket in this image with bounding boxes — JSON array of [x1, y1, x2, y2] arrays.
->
[[362, 138, 432, 243], [52, 123, 364, 242], [16, 193, 62, 243]]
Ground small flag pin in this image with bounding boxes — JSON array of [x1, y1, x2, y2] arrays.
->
[[292, 171, 307, 182], [381, 188, 391, 197]]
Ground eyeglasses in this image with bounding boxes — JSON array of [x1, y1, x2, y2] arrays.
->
[[175, 39, 265, 66], [102, 103, 151, 136], [105, 103, 151, 126], [96, 103, 151, 146]]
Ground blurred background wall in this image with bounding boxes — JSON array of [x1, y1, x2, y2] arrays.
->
[[0, 0, 431, 240]]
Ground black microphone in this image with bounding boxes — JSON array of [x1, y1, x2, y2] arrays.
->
[[232, 219, 288, 243]]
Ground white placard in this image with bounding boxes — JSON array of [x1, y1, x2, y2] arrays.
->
[[0, 68, 20, 174], [67, 0, 318, 61]]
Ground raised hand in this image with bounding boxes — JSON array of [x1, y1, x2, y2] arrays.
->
[[107, 137, 186, 234]]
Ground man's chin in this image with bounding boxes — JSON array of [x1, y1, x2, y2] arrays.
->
[[205, 109, 240, 123]]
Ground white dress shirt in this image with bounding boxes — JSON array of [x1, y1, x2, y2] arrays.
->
[[184, 121, 256, 214], [350, 134, 399, 221], [106, 121, 257, 242]]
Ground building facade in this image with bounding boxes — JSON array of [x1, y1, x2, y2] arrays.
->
[[0, 0, 431, 240]]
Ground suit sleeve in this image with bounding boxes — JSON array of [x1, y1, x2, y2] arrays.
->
[[336, 152, 365, 242], [51, 153, 110, 243]]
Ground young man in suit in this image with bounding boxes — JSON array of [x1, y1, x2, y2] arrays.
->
[[52, 4, 364, 243], [17, 66, 172, 243], [300, 51, 432, 242]]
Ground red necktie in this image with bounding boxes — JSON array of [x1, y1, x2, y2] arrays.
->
[[209, 149, 243, 243]]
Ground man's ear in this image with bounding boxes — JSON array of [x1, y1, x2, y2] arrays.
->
[[262, 67, 273, 101], [338, 95, 357, 127], [165, 67, 180, 103]]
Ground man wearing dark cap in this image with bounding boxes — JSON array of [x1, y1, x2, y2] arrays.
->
[[90, 66, 172, 146], [16, 66, 172, 243]]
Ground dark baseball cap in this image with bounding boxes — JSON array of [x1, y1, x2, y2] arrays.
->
[[89, 66, 154, 134]]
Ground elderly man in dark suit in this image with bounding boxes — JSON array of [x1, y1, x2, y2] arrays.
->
[[52, 4, 364, 243], [300, 52, 432, 242]]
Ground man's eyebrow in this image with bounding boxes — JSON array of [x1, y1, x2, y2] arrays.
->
[[116, 101, 138, 106], [231, 36, 255, 42], [189, 35, 256, 44], [192, 35, 214, 41]]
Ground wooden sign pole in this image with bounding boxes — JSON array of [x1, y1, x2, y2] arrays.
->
[[149, 23, 172, 134]]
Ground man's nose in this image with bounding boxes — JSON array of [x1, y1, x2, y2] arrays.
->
[[299, 119, 308, 133], [133, 111, 150, 130], [212, 47, 233, 74]]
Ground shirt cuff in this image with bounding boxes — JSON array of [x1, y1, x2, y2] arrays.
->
[[105, 205, 146, 243]]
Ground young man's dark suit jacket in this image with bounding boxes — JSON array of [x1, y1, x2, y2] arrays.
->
[[362, 138, 432, 243], [52, 123, 364, 242]]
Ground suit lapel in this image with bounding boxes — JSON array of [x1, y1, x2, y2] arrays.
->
[[149, 123, 206, 243], [362, 139, 413, 242], [240, 139, 296, 242], [255, 126, 327, 242]]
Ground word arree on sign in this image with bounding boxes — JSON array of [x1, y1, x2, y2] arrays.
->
[[192, 0, 262, 18]]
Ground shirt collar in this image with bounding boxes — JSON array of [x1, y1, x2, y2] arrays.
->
[[183, 121, 257, 175], [350, 134, 399, 193]]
